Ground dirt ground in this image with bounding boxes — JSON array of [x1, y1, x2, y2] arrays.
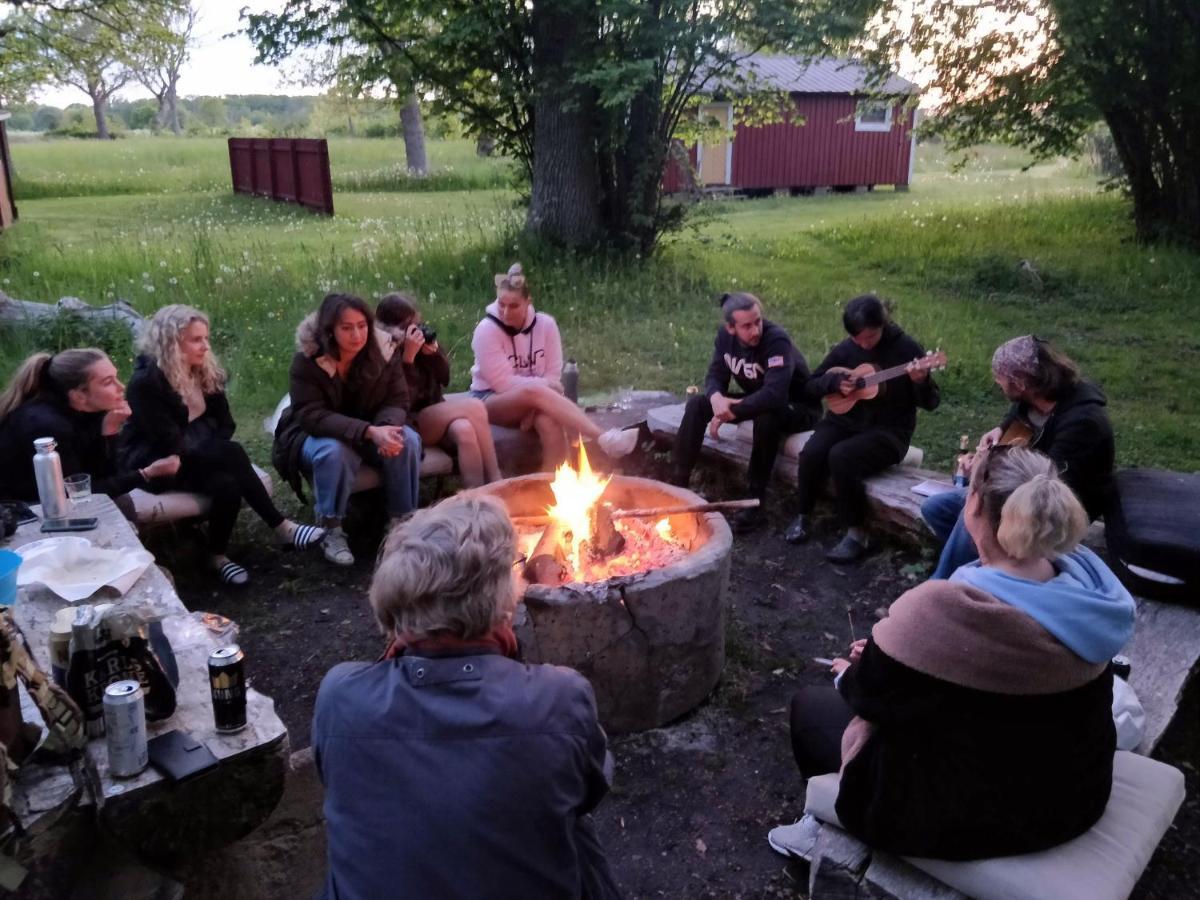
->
[[156, 449, 1198, 899]]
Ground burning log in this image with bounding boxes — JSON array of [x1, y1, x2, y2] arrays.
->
[[585, 502, 625, 561], [523, 519, 570, 585]]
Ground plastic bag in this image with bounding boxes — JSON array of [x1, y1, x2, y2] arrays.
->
[[1112, 675, 1146, 752]]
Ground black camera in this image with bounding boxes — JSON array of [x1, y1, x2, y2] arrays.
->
[[417, 323, 437, 344]]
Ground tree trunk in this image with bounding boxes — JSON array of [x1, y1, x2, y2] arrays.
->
[[400, 92, 427, 175], [166, 81, 181, 135], [347, 113, 355, 137], [90, 89, 111, 140], [526, 0, 603, 246]]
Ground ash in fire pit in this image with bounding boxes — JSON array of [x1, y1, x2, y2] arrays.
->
[[474, 450, 731, 733]]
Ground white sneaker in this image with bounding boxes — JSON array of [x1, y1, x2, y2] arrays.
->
[[597, 427, 638, 458], [767, 819, 816, 859], [321, 527, 355, 567]]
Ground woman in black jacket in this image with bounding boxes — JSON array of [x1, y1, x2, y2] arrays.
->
[[785, 295, 940, 562], [123, 305, 323, 585], [0, 349, 179, 507]]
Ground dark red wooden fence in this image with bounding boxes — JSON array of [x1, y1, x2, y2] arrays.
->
[[228, 138, 334, 215]]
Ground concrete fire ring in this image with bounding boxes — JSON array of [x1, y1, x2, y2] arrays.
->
[[473, 474, 731, 733]]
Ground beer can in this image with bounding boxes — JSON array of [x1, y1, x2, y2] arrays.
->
[[48, 607, 75, 688], [208, 645, 248, 733], [103, 680, 148, 777]]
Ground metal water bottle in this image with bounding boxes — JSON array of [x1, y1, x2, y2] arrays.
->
[[562, 359, 580, 404], [32, 437, 69, 519]]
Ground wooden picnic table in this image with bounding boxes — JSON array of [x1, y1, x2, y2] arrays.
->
[[5, 495, 288, 895]]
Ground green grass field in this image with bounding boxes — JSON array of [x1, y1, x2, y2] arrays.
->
[[2, 136, 1197, 473]]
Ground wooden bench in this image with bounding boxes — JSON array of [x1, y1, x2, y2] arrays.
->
[[646, 402, 941, 541], [785, 751, 1185, 900]]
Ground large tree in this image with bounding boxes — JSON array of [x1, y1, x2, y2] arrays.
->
[[130, 2, 196, 135], [865, 0, 1200, 248], [245, 0, 869, 251]]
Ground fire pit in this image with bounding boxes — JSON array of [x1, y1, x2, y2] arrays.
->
[[473, 450, 732, 733]]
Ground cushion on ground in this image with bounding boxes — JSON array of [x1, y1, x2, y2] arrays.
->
[[804, 751, 1185, 900], [1106, 468, 1200, 601], [128, 465, 273, 526]]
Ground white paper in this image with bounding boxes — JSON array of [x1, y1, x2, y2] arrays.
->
[[911, 479, 957, 498], [16, 539, 154, 602]]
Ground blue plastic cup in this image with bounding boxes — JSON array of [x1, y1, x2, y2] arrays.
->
[[0, 550, 19, 608]]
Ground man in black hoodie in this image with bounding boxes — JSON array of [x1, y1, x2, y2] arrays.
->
[[922, 335, 1114, 578], [785, 295, 940, 562], [670, 293, 819, 532]]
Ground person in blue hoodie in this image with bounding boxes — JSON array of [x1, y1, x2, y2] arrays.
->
[[769, 445, 1135, 861]]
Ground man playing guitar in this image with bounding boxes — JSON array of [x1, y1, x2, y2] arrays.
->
[[922, 335, 1115, 579], [785, 294, 940, 563]]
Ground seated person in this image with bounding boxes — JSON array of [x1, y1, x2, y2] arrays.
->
[[312, 494, 620, 899], [771, 446, 1135, 861], [470, 262, 634, 469], [122, 305, 323, 585], [0, 349, 179, 509], [786, 295, 940, 562], [922, 335, 1114, 579], [375, 292, 502, 488], [273, 293, 421, 568], [670, 292, 819, 532]]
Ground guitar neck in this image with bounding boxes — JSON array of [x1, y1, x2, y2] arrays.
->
[[861, 361, 920, 387]]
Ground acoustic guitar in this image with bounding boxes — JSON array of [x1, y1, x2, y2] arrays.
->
[[997, 415, 1036, 447], [823, 350, 948, 415]]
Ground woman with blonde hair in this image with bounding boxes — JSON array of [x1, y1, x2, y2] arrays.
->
[[123, 305, 324, 585], [470, 262, 636, 469], [312, 494, 620, 898], [0, 349, 179, 505], [375, 292, 502, 487], [770, 445, 1135, 861]]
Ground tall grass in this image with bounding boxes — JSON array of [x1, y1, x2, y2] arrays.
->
[[2, 141, 1196, 471], [8, 136, 514, 200]]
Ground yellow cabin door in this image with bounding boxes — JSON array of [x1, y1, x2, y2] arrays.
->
[[698, 103, 732, 186]]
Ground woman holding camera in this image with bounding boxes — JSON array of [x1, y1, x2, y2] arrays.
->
[[0, 348, 179, 508], [470, 263, 635, 469], [313, 494, 620, 899], [274, 293, 422, 568], [769, 446, 1135, 861], [123, 305, 324, 586], [375, 293, 501, 488]]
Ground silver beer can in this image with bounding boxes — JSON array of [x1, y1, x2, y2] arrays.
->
[[103, 680, 148, 777]]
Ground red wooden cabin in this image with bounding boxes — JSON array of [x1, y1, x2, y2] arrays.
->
[[664, 55, 919, 195]]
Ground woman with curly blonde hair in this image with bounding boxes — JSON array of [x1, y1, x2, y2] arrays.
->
[[123, 305, 324, 585]]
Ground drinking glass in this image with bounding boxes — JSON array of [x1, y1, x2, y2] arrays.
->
[[65, 473, 92, 507]]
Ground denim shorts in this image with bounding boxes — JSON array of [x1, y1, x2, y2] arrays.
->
[[468, 389, 495, 400]]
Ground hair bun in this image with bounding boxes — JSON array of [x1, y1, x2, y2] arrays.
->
[[508, 262, 523, 277]]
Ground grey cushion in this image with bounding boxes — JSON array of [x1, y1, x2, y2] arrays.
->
[[128, 465, 273, 526], [804, 751, 1185, 900]]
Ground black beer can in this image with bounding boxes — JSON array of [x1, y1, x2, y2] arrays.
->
[[208, 645, 248, 733]]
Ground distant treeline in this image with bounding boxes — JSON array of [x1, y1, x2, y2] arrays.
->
[[5, 94, 465, 139]]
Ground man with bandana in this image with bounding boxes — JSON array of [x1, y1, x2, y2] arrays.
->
[[922, 335, 1115, 579]]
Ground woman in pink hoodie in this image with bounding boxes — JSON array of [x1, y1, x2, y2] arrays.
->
[[470, 263, 634, 469]]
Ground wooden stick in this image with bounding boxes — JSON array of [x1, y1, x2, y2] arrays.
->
[[510, 498, 761, 528]]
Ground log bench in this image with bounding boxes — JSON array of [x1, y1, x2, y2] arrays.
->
[[646, 402, 939, 541], [785, 751, 1185, 900]]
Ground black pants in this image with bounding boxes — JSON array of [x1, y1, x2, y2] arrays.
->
[[790, 685, 855, 779], [156, 437, 284, 554], [672, 394, 817, 498], [794, 419, 905, 527]]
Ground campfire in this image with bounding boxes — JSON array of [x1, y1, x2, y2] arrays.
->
[[515, 446, 689, 585]]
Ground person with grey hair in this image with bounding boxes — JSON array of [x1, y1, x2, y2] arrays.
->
[[311, 494, 621, 899], [670, 291, 819, 532], [921, 335, 1113, 579]]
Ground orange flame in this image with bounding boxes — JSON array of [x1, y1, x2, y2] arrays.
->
[[546, 444, 611, 572]]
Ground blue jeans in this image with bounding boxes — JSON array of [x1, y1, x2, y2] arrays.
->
[[301, 429, 423, 520], [920, 487, 979, 579]]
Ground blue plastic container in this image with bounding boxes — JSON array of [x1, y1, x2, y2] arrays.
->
[[0, 550, 19, 608]]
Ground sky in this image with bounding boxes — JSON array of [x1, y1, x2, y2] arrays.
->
[[34, 0, 321, 107]]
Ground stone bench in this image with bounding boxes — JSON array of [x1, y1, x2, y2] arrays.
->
[[646, 402, 941, 540], [789, 750, 1185, 900]]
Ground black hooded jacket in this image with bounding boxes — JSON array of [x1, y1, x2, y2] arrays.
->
[[806, 323, 941, 446], [702, 319, 819, 421], [1002, 380, 1114, 520]]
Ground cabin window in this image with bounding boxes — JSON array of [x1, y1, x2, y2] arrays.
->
[[855, 101, 893, 132]]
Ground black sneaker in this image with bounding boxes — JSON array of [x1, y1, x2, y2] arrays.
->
[[784, 514, 811, 544], [730, 506, 766, 534], [826, 533, 868, 564]]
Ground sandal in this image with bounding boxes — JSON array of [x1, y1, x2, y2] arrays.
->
[[281, 522, 326, 549], [217, 559, 250, 586]]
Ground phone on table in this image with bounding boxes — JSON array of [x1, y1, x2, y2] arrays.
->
[[10, 502, 38, 526], [40, 517, 99, 533]]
